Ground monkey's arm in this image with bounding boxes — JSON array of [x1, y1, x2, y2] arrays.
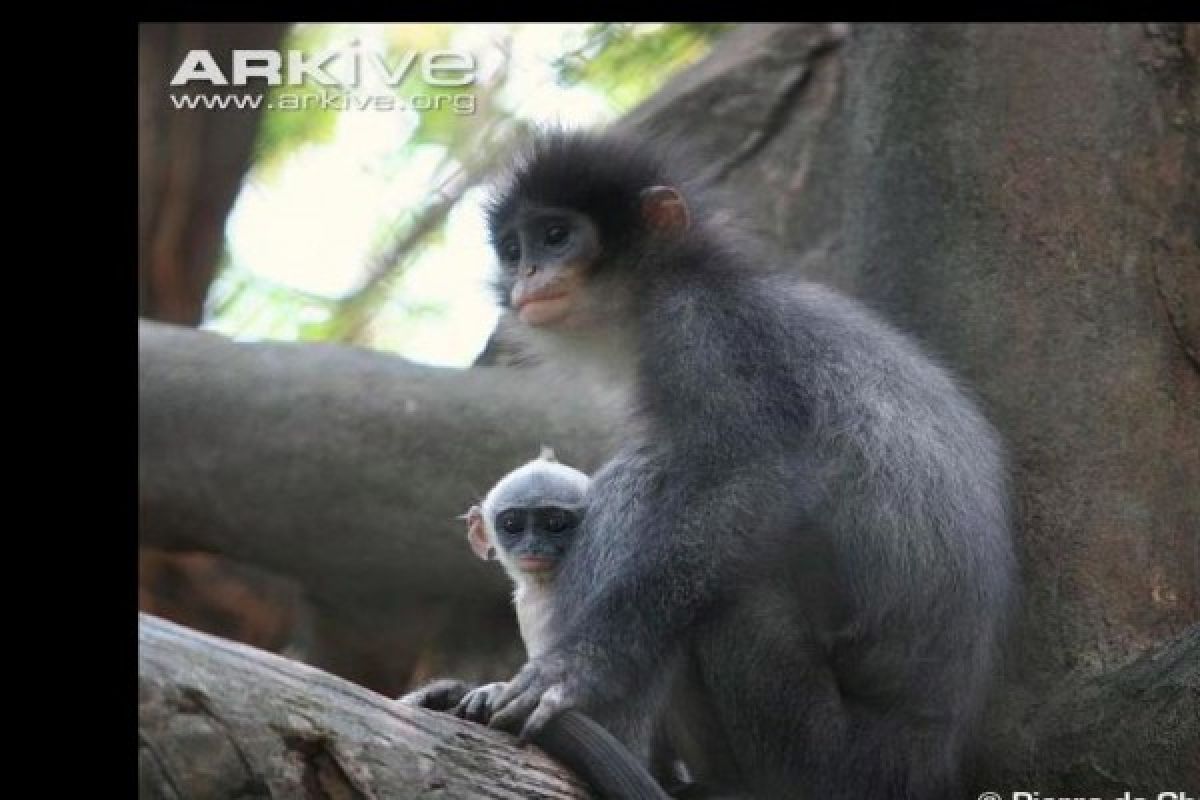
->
[[491, 461, 767, 741]]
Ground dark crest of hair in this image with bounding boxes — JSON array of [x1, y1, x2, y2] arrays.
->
[[486, 128, 680, 248]]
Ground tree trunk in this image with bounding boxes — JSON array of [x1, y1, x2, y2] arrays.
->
[[138, 22, 286, 323], [139, 613, 589, 799]]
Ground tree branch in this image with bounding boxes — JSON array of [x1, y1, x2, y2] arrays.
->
[[138, 320, 617, 616], [139, 612, 590, 799]]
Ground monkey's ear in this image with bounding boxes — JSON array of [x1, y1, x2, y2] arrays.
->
[[640, 186, 691, 235], [538, 445, 558, 462], [465, 506, 492, 561]]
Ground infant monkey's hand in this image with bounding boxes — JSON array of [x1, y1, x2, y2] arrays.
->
[[451, 681, 509, 724], [397, 678, 473, 712]]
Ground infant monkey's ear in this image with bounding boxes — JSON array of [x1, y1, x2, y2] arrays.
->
[[464, 505, 491, 561], [538, 445, 558, 463]]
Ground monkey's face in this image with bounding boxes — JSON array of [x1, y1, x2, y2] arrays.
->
[[490, 200, 690, 336], [487, 131, 694, 334], [491, 505, 582, 576], [493, 208, 601, 329], [466, 456, 590, 581]]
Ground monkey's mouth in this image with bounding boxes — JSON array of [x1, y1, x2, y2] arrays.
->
[[517, 556, 558, 572], [515, 289, 572, 326]]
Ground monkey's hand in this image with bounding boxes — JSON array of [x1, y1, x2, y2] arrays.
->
[[450, 681, 508, 724], [490, 649, 620, 744], [396, 678, 473, 712], [489, 656, 573, 742]]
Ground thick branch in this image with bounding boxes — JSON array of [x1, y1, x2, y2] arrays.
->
[[138, 320, 617, 615], [138, 612, 589, 799]]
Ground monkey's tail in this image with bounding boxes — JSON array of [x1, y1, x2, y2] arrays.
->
[[534, 710, 670, 800]]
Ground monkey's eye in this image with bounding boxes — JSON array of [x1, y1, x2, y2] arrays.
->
[[497, 510, 524, 535], [543, 225, 570, 248], [499, 237, 521, 264], [542, 509, 575, 534]]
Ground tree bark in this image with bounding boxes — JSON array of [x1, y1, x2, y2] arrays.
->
[[976, 623, 1199, 794], [139, 612, 589, 799]]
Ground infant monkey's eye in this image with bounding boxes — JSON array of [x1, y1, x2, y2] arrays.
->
[[498, 510, 524, 534], [544, 225, 569, 247], [542, 509, 574, 533]]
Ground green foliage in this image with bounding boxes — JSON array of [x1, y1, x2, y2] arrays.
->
[[205, 260, 340, 343], [214, 23, 730, 363], [554, 24, 732, 111], [386, 26, 465, 151]]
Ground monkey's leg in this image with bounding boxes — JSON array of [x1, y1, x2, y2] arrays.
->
[[649, 729, 696, 797], [699, 618, 962, 800]]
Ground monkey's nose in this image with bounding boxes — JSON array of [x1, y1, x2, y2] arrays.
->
[[524, 264, 539, 277]]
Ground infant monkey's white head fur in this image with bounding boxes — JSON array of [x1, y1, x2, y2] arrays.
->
[[465, 447, 589, 658]]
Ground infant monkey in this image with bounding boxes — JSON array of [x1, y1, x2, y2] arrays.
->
[[402, 450, 692, 795], [468, 445, 588, 661], [401, 447, 588, 723]]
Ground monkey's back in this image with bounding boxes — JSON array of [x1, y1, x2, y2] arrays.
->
[[780, 280, 1017, 715], [606, 269, 1016, 738]]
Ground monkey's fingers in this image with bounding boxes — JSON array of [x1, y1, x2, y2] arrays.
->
[[488, 681, 541, 734], [449, 682, 504, 723], [517, 684, 571, 746], [450, 695, 470, 719], [490, 664, 537, 719], [465, 688, 494, 723]]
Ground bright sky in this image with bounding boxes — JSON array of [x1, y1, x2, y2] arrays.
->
[[211, 24, 622, 368]]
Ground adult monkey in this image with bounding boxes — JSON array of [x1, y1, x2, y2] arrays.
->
[[483, 129, 1018, 800]]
